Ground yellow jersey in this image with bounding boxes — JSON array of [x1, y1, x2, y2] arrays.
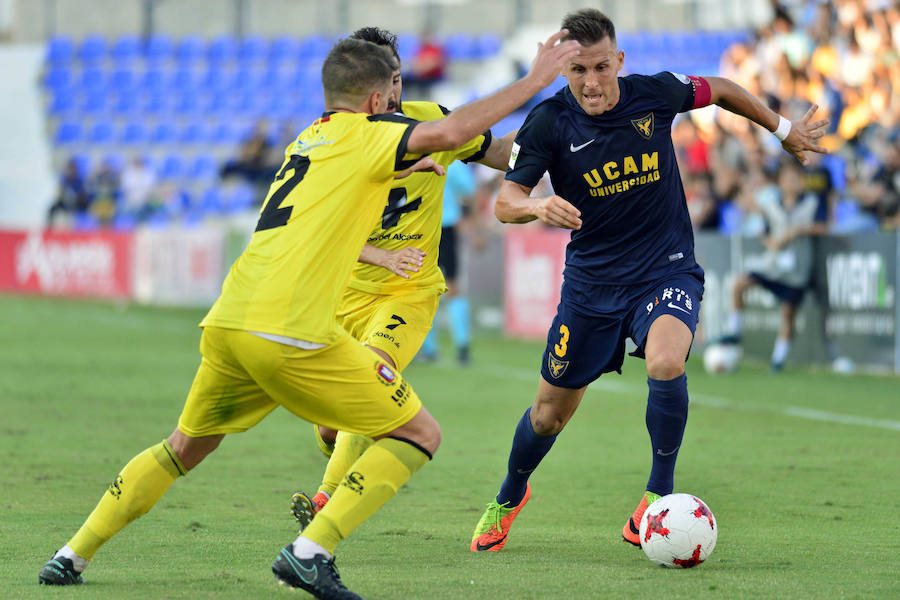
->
[[347, 101, 491, 296], [200, 111, 422, 344]]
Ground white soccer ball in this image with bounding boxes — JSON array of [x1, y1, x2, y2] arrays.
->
[[639, 493, 717, 568], [702, 343, 740, 374]]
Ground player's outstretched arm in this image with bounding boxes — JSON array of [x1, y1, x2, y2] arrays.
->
[[705, 77, 830, 166], [478, 130, 519, 171], [495, 179, 582, 230], [406, 31, 579, 155], [359, 244, 425, 279]]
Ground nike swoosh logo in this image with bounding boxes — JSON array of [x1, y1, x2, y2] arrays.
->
[[628, 518, 640, 534], [476, 536, 507, 551], [569, 139, 594, 152], [516, 468, 535, 474], [656, 445, 680, 456], [667, 302, 691, 315], [283, 549, 318, 584]]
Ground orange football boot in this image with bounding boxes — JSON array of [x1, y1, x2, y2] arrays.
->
[[470, 484, 531, 552], [623, 491, 661, 546]]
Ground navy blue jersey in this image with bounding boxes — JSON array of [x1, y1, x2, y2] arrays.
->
[[507, 72, 702, 285]]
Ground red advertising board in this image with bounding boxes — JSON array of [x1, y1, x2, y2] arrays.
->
[[0, 229, 133, 298], [503, 227, 569, 338]]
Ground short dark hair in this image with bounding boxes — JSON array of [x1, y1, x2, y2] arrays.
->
[[350, 26, 400, 62], [561, 8, 616, 46], [322, 38, 397, 107]]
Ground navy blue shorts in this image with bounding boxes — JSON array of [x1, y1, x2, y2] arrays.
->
[[749, 272, 805, 306], [540, 268, 705, 389]]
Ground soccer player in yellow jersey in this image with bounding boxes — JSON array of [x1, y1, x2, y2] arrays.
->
[[289, 27, 516, 529], [38, 33, 580, 599]]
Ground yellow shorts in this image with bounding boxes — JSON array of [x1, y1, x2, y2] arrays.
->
[[337, 287, 440, 371], [177, 326, 422, 438]]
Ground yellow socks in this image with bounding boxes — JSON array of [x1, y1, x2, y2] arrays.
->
[[318, 431, 374, 496], [68, 440, 186, 559], [303, 437, 430, 553]]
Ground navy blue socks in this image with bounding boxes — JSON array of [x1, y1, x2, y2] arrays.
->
[[497, 408, 558, 506], [645, 373, 689, 495]]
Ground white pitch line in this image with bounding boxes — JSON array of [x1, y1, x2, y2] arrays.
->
[[425, 362, 900, 433]]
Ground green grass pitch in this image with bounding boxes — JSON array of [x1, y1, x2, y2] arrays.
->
[[2, 295, 898, 599]]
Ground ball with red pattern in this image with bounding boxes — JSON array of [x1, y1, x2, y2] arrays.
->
[[638, 493, 717, 568]]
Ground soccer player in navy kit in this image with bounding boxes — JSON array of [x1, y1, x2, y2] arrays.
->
[[471, 8, 830, 552]]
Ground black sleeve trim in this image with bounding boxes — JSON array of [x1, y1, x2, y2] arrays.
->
[[367, 113, 419, 125], [461, 128, 493, 164], [394, 121, 422, 170], [437, 104, 451, 115]]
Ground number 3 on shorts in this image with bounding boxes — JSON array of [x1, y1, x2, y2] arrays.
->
[[554, 324, 570, 357]]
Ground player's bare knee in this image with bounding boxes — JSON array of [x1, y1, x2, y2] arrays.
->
[[530, 405, 567, 435], [386, 408, 441, 456], [645, 352, 685, 380]]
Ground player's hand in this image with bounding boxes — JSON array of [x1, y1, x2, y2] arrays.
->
[[527, 30, 581, 89], [395, 157, 445, 179], [534, 195, 582, 230], [379, 247, 426, 279], [782, 104, 830, 166]]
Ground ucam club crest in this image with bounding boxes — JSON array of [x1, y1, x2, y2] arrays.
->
[[631, 113, 654, 140], [547, 354, 569, 379]]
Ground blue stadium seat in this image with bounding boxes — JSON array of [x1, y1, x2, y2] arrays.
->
[[79, 68, 106, 92], [102, 152, 126, 172], [158, 154, 186, 180], [260, 67, 288, 91], [397, 34, 419, 64], [139, 94, 171, 117], [88, 122, 115, 144], [208, 35, 238, 64], [145, 34, 173, 64], [111, 213, 138, 230], [444, 33, 477, 61], [173, 93, 201, 116], [47, 36, 75, 64], [111, 35, 140, 63], [476, 33, 502, 59], [298, 35, 331, 61], [118, 121, 148, 145], [49, 92, 76, 116], [198, 185, 224, 214], [73, 212, 101, 230], [110, 67, 137, 92], [229, 68, 260, 91], [171, 68, 200, 92], [78, 35, 107, 65], [150, 122, 178, 145], [239, 35, 267, 65], [268, 36, 300, 64], [43, 67, 72, 90], [176, 36, 205, 65], [718, 202, 742, 235], [140, 68, 167, 94], [189, 154, 219, 180], [177, 122, 206, 145], [200, 68, 229, 93], [225, 182, 257, 213], [110, 93, 139, 117], [79, 92, 108, 115]]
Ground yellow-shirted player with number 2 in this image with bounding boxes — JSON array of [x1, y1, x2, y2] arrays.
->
[[290, 27, 517, 529], [38, 32, 579, 600]]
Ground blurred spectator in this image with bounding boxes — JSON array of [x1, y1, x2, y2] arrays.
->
[[721, 158, 829, 372], [120, 156, 158, 221], [46, 157, 90, 228], [220, 121, 273, 186], [88, 157, 122, 225], [403, 30, 446, 100]]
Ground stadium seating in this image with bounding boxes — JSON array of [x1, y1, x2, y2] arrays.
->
[[42, 30, 744, 227]]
